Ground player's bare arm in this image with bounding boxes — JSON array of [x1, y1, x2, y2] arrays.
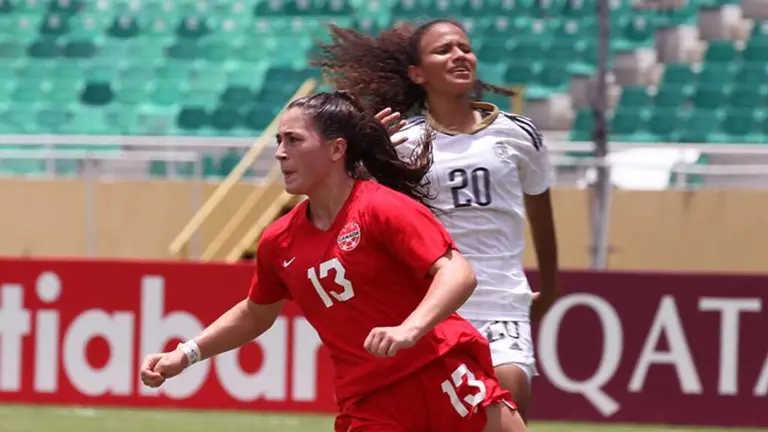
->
[[139, 299, 284, 387], [524, 190, 559, 321], [365, 249, 477, 357]]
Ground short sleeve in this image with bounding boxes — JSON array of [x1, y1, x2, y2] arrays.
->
[[369, 189, 456, 277], [247, 232, 288, 304], [508, 115, 553, 195]]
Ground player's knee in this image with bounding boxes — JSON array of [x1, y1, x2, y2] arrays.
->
[[482, 402, 528, 432]]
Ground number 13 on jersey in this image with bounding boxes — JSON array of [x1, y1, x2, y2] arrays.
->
[[307, 258, 356, 307]]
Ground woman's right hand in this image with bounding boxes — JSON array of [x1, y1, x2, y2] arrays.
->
[[374, 107, 408, 146], [139, 350, 189, 388]]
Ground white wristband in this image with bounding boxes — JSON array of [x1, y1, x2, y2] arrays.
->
[[177, 340, 202, 366]]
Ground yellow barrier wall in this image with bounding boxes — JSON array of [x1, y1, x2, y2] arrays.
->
[[2, 179, 768, 272]]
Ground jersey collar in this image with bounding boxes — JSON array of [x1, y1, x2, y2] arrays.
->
[[424, 102, 499, 136]]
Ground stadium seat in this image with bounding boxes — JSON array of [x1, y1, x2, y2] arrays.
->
[[0, 0, 758, 155]]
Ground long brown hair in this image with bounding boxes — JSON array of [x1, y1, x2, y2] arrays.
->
[[287, 91, 435, 205], [311, 19, 515, 117]]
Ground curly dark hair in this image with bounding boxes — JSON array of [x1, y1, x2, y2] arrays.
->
[[311, 19, 516, 117], [287, 91, 435, 206]]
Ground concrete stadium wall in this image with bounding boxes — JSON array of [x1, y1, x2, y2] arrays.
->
[[2, 179, 768, 272]]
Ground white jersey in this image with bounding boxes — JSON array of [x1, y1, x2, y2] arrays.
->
[[394, 102, 553, 321]]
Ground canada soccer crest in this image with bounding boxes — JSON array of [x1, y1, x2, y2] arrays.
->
[[337, 221, 361, 252]]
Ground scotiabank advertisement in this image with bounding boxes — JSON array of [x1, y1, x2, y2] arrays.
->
[[1, 258, 767, 428]]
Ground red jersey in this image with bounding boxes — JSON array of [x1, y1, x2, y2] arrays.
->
[[248, 180, 488, 404]]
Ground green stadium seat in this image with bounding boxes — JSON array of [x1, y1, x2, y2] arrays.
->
[[12, 0, 46, 16], [87, 62, 120, 82], [39, 14, 70, 36], [105, 106, 140, 134], [0, 0, 14, 14], [662, 63, 696, 86], [80, 82, 114, 105], [27, 39, 60, 58], [722, 111, 760, 142], [12, 80, 48, 103], [220, 85, 254, 109], [176, 17, 210, 39], [680, 109, 724, 143], [114, 81, 150, 105], [563, 0, 596, 18], [505, 63, 537, 86], [322, 0, 355, 15], [183, 88, 220, 108], [655, 85, 688, 108], [156, 62, 191, 82], [35, 105, 72, 133], [0, 40, 25, 58], [743, 40, 768, 63], [68, 14, 109, 40], [243, 102, 281, 131], [618, 86, 652, 109], [649, 108, 683, 141], [201, 37, 235, 62], [477, 39, 510, 62], [728, 85, 767, 110], [537, 62, 570, 90], [735, 63, 768, 86], [614, 16, 656, 50], [511, 38, 548, 61], [167, 39, 201, 60], [209, 107, 242, 132], [177, 106, 209, 131], [692, 84, 729, 109], [1, 104, 38, 133], [611, 108, 647, 138], [698, 63, 734, 83], [151, 81, 185, 107], [108, 16, 141, 38], [63, 40, 97, 58], [48, 79, 81, 104], [48, 0, 84, 16], [704, 40, 738, 63]]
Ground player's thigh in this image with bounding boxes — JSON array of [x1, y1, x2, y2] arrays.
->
[[425, 349, 514, 432], [482, 401, 528, 432]]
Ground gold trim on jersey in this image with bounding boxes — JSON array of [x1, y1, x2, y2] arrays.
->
[[424, 102, 500, 136]]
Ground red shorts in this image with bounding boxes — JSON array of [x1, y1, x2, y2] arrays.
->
[[334, 347, 514, 432]]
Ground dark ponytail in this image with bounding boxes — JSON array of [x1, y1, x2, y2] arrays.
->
[[287, 91, 435, 206]]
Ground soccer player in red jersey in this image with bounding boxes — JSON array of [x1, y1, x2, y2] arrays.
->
[[139, 91, 527, 432]]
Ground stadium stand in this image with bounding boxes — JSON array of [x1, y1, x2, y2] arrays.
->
[[0, 0, 765, 179]]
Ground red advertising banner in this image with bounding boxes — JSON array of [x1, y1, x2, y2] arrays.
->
[[0, 258, 767, 428], [528, 270, 768, 428], [0, 258, 336, 413]]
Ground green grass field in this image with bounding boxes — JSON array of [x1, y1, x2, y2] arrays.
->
[[0, 405, 764, 432]]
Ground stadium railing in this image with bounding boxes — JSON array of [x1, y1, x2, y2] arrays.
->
[[3, 134, 768, 260]]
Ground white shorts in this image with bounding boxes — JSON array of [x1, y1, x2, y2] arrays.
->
[[469, 320, 538, 382]]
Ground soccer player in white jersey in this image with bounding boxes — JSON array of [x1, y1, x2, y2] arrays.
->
[[313, 19, 560, 422]]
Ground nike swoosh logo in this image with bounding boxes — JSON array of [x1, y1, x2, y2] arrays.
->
[[283, 257, 296, 267]]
